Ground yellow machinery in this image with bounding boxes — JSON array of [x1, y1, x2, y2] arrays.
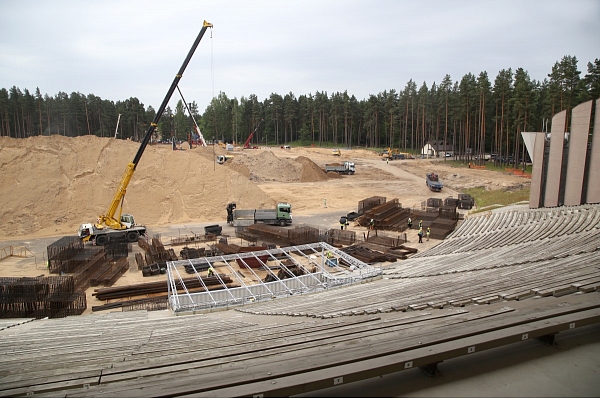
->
[[332, 149, 341, 156], [79, 21, 213, 243], [380, 148, 401, 160]]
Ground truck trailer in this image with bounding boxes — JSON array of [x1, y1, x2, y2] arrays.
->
[[230, 202, 293, 226], [325, 161, 355, 175]]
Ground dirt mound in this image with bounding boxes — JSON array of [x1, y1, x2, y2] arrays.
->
[[295, 156, 330, 182], [0, 136, 275, 238], [224, 151, 330, 183], [228, 151, 301, 182]]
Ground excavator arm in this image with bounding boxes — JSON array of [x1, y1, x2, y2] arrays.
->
[[96, 20, 213, 230]]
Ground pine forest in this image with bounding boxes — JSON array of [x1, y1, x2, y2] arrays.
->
[[1, 55, 599, 167]]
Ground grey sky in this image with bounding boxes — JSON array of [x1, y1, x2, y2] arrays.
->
[[1, 0, 598, 111]]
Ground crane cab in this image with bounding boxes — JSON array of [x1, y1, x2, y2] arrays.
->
[[120, 214, 136, 228]]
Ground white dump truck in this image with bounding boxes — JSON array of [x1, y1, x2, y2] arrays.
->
[[229, 202, 293, 227], [325, 161, 355, 175]]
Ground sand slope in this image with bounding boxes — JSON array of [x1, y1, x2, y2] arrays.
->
[[0, 136, 280, 238]]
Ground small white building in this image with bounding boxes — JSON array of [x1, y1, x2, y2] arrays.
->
[[421, 140, 454, 158]]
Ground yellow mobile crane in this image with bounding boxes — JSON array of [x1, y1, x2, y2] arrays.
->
[[78, 21, 213, 245]]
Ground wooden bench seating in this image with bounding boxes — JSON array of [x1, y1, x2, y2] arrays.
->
[[1, 294, 597, 397]]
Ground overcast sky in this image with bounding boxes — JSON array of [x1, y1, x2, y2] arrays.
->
[[1, 0, 598, 112]]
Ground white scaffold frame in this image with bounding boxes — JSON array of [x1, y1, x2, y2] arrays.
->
[[167, 242, 381, 315]]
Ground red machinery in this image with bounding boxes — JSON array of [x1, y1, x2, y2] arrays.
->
[[243, 119, 263, 149]]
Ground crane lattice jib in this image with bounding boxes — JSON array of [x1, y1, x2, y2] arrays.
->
[[100, 21, 213, 229]]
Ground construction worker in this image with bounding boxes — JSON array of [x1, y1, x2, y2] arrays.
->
[[339, 216, 347, 230], [419, 220, 423, 229], [407, 217, 412, 229], [418, 228, 424, 243], [369, 219, 374, 230], [207, 265, 216, 277], [426, 227, 431, 241]]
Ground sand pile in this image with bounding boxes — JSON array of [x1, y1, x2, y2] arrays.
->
[[225, 151, 329, 183], [0, 136, 278, 238], [295, 156, 331, 182]]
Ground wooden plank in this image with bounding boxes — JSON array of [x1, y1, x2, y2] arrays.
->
[[50, 298, 600, 398], [193, 307, 600, 398]]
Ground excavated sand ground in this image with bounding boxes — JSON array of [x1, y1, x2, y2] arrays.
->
[[0, 136, 530, 239], [0, 136, 531, 313]]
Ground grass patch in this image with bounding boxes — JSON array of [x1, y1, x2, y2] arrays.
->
[[462, 187, 530, 213], [444, 160, 532, 174]]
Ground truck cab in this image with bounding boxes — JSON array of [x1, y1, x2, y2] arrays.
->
[[344, 162, 356, 174], [276, 202, 292, 223], [120, 213, 136, 228]]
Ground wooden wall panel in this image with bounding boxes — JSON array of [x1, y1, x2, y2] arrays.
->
[[564, 100, 592, 205], [544, 110, 566, 207], [529, 132, 546, 208], [586, 98, 600, 204]]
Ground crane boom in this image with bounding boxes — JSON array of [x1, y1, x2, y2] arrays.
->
[[243, 119, 263, 149], [98, 20, 213, 230]]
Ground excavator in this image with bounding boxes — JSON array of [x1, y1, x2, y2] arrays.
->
[[243, 119, 263, 149], [78, 20, 213, 245]]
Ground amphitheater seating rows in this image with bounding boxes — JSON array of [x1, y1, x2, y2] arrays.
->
[[425, 206, 599, 257], [3, 293, 597, 397], [0, 204, 598, 397], [234, 205, 600, 318], [235, 249, 600, 319]]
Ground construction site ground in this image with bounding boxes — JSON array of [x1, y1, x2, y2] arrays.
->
[[0, 137, 531, 313], [1, 137, 599, 397]]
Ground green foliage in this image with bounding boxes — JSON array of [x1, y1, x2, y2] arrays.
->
[[1, 53, 597, 164], [462, 186, 530, 212]]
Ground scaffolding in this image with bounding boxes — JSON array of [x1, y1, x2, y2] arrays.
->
[[166, 242, 381, 314]]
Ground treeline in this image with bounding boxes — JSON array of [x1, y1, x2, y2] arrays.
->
[[2, 55, 599, 165]]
